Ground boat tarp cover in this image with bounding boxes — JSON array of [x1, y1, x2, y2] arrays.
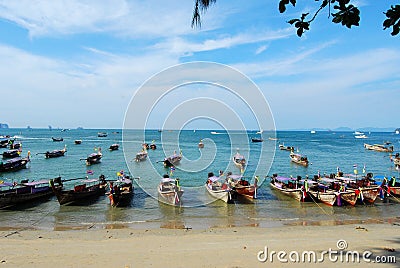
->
[[23, 179, 50, 186]]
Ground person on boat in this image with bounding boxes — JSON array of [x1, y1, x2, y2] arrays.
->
[[379, 177, 389, 201]]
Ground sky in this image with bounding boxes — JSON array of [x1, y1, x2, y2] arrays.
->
[[0, 0, 398, 130]]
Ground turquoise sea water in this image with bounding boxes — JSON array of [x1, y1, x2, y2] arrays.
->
[[1, 128, 400, 230]]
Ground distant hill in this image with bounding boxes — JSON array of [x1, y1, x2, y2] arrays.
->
[[0, 123, 9, 129], [333, 127, 353, 132]]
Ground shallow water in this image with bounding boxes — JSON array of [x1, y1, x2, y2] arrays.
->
[[1, 129, 400, 230]]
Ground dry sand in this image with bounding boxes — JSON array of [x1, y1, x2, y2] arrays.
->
[[0, 223, 399, 267]]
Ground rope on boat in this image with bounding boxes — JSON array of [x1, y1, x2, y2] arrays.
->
[[308, 192, 333, 216], [381, 187, 400, 203]]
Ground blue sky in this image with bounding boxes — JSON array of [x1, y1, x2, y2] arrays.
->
[[0, 0, 398, 130]]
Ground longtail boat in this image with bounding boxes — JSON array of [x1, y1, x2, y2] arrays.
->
[[150, 141, 157, 150], [316, 177, 358, 206], [0, 152, 30, 172], [51, 137, 63, 142], [163, 151, 182, 168], [135, 149, 148, 162], [227, 174, 258, 202], [289, 151, 309, 167], [0, 177, 62, 209], [109, 144, 119, 151], [2, 149, 21, 159], [279, 143, 295, 151], [83, 148, 102, 165], [158, 175, 183, 206], [269, 175, 313, 202], [232, 151, 246, 170], [9, 140, 21, 150], [364, 143, 393, 152], [108, 175, 134, 207], [50, 176, 107, 205], [198, 139, 204, 148], [337, 174, 380, 204], [0, 139, 9, 148], [38, 145, 67, 158], [205, 173, 233, 203]]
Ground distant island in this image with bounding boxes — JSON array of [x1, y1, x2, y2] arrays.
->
[[0, 123, 9, 129]]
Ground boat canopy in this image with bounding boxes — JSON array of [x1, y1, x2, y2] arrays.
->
[[116, 178, 132, 184], [22, 179, 50, 186], [0, 181, 14, 187], [275, 176, 317, 184], [234, 153, 245, 160], [161, 178, 174, 183], [208, 176, 221, 182], [82, 179, 99, 183], [227, 174, 242, 180]]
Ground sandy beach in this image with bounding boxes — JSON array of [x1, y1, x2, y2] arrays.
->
[[0, 223, 399, 268]]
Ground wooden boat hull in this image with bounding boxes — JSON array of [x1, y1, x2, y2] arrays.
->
[[205, 184, 232, 203], [86, 154, 102, 165], [51, 182, 106, 205], [109, 191, 133, 207], [234, 185, 256, 201], [232, 156, 246, 170], [163, 156, 181, 168], [338, 191, 357, 206], [364, 143, 393, 152], [109, 145, 119, 151], [158, 189, 184, 206], [2, 150, 20, 159], [289, 154, 309, 167], [279, 145, 294, 151], [45, 151, 66, 158], [0, 186, 54, 209], [0, 157, 29, 172], [135, 153, 147, 162], [0, 140, 8, 148], [309, 190, 337, 206], [358, 186, 379, 204], [270, 182, 307, 202], [388, 186, 400, 197]]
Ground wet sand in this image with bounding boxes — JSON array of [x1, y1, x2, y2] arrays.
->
[[0, 223, 399, 267]]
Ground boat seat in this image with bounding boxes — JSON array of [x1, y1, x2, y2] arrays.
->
[[74, 184, 86, 192]]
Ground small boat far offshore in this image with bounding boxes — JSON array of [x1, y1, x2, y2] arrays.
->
[[289, 151, 309, 167]]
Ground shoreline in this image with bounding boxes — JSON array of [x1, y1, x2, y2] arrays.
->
[[1, 222, 399, 267], [1, 215, 400, 232]]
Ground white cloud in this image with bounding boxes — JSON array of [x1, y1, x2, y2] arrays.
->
[[252, 47, 400, 129], [152, 28, 292, 55], [0, 43, 179, 128], [0, 0, 226, 38], [255, 45, 267, 55]]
